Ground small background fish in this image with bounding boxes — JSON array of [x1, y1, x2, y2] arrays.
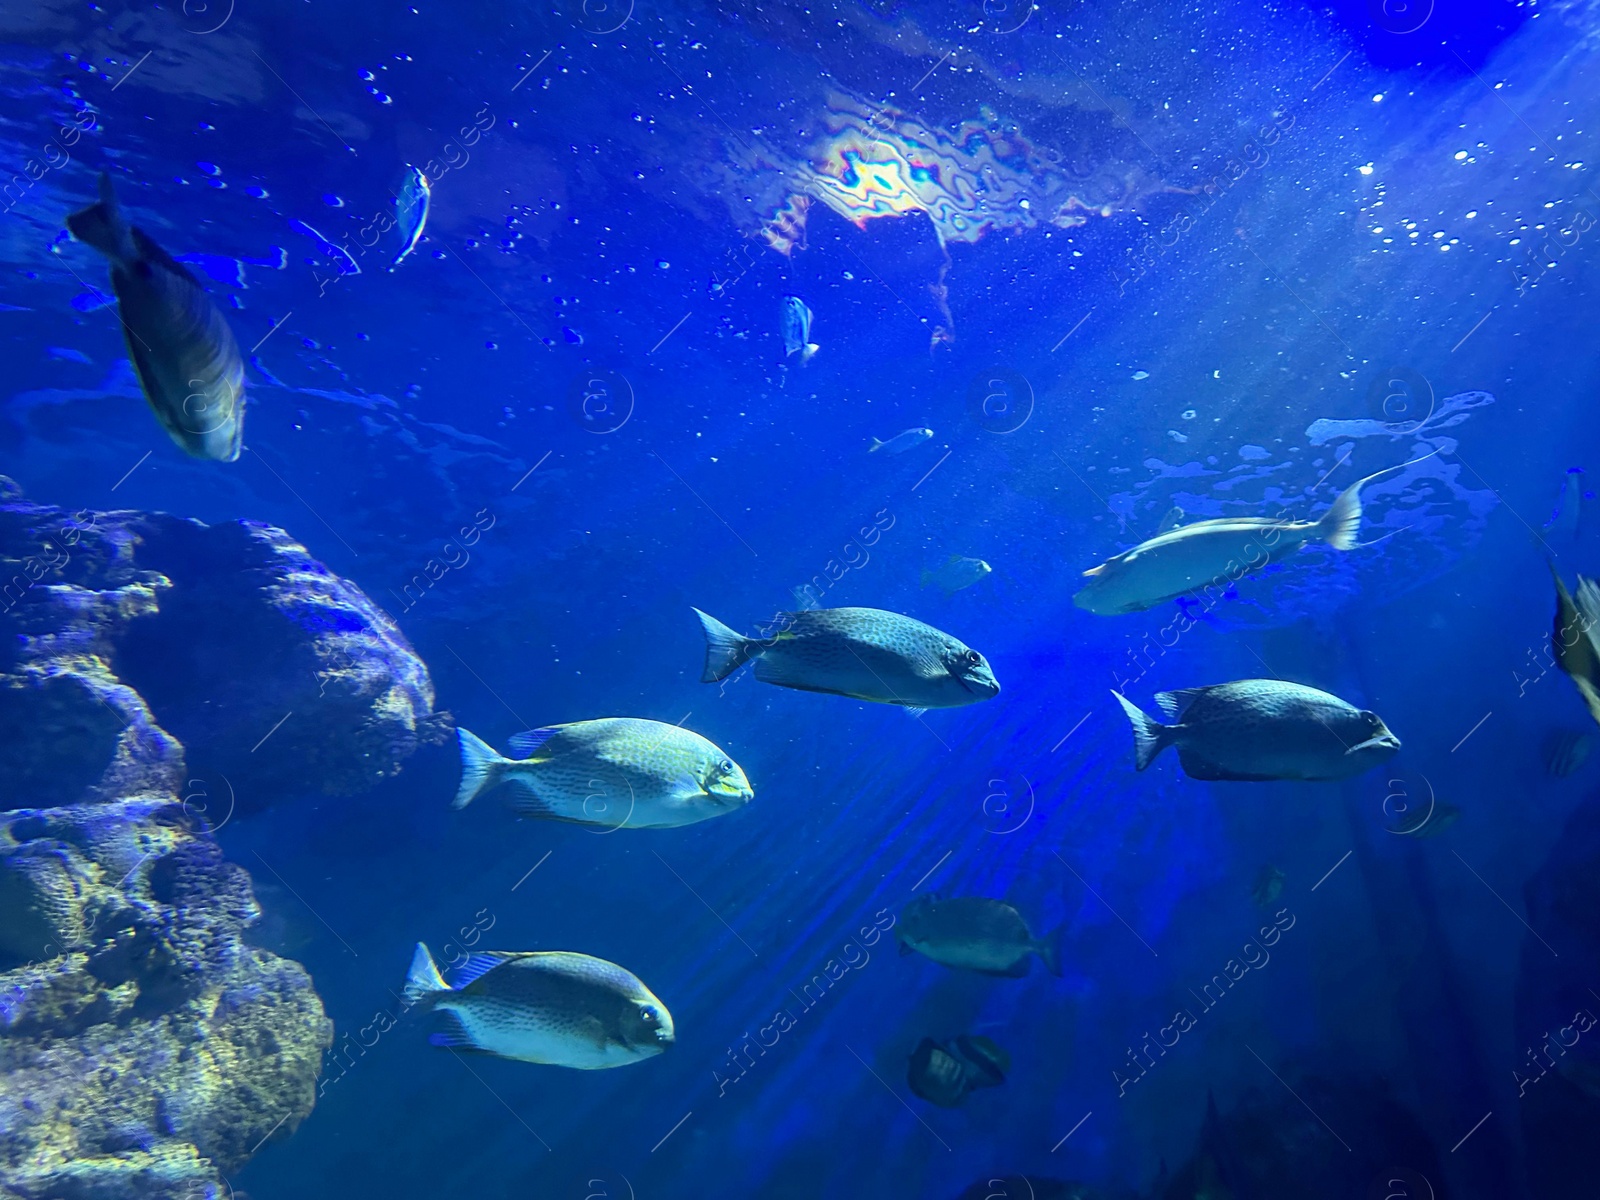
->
[[390, 165, 431, 268], [921, 555, 992, 595], [1251, 865, 1285, 909], [869, 427, 933, 454], [780, 295, 819, 363]]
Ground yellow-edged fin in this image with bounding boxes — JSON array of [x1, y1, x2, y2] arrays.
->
[[1551, 564, 1599, 681], [1550, 564, 1600, 727]]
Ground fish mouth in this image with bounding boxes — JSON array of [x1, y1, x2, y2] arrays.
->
[[1346, 733, 1401, 755], [707, 783, 754, 807]]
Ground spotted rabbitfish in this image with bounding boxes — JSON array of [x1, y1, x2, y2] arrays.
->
[[66, 173, 245, 461], [1114, 679, 1400, 781], [452, 719, 753, 829], [692, 606, 999, 711], [1075, 452, 1438, 615], [401, 942, 673, 1069]]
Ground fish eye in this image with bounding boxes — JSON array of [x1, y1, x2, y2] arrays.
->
[[639, 1006, 656, 1023], [720, 758, 734, 773], [964, 650, 982, 667]]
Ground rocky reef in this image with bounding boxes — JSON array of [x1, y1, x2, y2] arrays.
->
[[0, 480, 445, 1198]]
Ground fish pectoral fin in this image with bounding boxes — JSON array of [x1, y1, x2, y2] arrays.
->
[[428, 1009, 483, 1051], [898, 940, 914, 956], [903, 706, 929, 718]]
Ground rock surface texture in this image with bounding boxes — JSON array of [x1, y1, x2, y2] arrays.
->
[[0, 482, 443, 1199]]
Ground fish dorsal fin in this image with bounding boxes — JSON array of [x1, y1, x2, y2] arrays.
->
[[1154, 688, 1204, 722], [451, 952, 518, 989], [507, 727, 559, 758], [1157, 506, 1186, 533], [130, 227, 204, 287], [1081, 564, 1105, 577]]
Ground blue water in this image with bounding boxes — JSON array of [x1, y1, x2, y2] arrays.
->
[[5, 0, 1600, 1197]]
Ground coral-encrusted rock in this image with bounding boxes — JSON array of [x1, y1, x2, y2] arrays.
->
[[0, 489, 444, 811], [0, 802, 332, 1200], [0, 481, 430, 1198]]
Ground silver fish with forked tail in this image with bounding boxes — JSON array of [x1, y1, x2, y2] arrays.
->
[[1074, 453, 1437, 615], [692, 606, 999, 711], [452, 719, 752, 829], [401, 942, 673, 1068], [1114, 680, 1400, 781], [66, 173, 245, 461]]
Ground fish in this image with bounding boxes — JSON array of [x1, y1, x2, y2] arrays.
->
[[452, 719, 753, 829], [1113, 680, 1400, 781], [1397, 800, 1460, 838], [896, 894, 1060, 977], [906, 1034, 1010, 1107], [921, 555, 992, 596], [869, 427, 933, 454], [691, 606, 999, 711], [1250, 865, 1285, 910], [1545, 467, 1586, 539], [66, 173, 245, 461], [1074, 453, 1436, 615], [401, 942, 673, 1068], [390, 165, 431, 269], [779, 295, 819, 363], [1550, 565, 1600, 727], [1544, 728, 1593, 777]]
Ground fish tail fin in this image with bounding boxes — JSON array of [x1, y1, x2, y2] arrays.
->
[[402, 941, 448, 1006], [1317, 477, 1367, 551], [1039, 926, 1064, 977], [1113, 691, 1174, 771], [65, 172, 135, 263], [453, 727, 508, 810], [801, 343, 820, 364], [868, 438, 884, 453], [1320, 447, 1443, 551], [692, 607, 761, 683]]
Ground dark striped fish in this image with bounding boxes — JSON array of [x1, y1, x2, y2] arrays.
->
[[1114, 679, 1400, 781], [66, 173, 245, 461], [1551, 565, 1600, 727], [1544, 728, 1593, 778], [401, 942, 673, 1069], [692, 606, 999, 710]]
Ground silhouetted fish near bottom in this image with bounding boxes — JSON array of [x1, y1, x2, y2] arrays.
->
[[907, 1034, 1010, 1107]]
